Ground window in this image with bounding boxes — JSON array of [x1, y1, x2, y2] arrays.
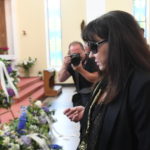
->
[[46, 0, 62, 69], [133, 0, 146, 28], [132, 0, 147, 36]]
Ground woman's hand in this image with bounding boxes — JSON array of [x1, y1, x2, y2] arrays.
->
[[64, 106, 85, 122]]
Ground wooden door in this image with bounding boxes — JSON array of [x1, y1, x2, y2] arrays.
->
[[0, 0, 7, 47]]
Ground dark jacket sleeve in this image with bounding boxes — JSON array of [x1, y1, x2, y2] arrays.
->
[[129, 72, 150, 150]]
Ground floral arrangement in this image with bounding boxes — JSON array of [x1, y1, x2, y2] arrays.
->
[[17, 57, 37, 77], [0, 47, 9, 54], [0, 101, 63, 150], [0, 58, 19, 108]]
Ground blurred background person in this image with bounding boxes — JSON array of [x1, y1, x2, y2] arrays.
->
[[58, 41, 100, 106]]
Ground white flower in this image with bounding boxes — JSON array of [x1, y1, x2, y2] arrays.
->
[[16, 71, 20, 76], [23, 61, 27, 65], [13, 68, 17, 71], [14, 81, 18, 85], [30, 125, 38, 131], [0, 130, 4, 136], [40, 110, 45, 116], [9, 143, 20, 150], [3, 125, 10, 132], [35, 100, 42, 107], [3, 137, 10, 144], [15, 137, 23, 145], [10, 77, 14, 82], [28, 59, 32, 63], [14, 144, 20, 150]]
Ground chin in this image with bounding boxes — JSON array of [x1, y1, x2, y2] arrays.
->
[[99, 66, 105, 71]]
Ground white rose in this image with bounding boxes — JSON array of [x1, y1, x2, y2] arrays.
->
[[35, 100, 42, 107]]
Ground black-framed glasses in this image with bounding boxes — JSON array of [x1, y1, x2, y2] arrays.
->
[[87, 40, 107, 54]]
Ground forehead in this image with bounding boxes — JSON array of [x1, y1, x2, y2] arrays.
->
[[69, 44, 83, 54], [93, 35, 103, 42]]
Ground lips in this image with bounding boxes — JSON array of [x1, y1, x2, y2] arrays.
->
[[96, 61, 101, 67]]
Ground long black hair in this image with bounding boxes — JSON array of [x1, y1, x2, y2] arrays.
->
[[82, 10, 150, 102]]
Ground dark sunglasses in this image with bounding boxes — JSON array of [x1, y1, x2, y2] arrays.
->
[[87, 40, 107, 54]]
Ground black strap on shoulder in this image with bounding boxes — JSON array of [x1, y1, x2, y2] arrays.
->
[[75, 72, 80, 93]]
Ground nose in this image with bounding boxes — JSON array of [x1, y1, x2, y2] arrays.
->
[[89, 51, 95, 58]]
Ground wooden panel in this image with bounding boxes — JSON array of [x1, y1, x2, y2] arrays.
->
[[0, 0, 7, 47], [43, 70, 62, 97]]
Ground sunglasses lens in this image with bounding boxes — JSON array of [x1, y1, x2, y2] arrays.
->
[[87, 40, 107, 54], [89, 43, 97, 54]]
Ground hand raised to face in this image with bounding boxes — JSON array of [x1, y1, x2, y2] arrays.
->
[[63, 56, 71, 67], [71, 61, 83, 72]]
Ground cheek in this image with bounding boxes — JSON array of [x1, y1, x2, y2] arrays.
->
[[96, 50, 107, 62], [101, 44, 108, 61], [80, 53, 85, 59], [95, 46, 108, 69], [102, 50, 108, 63]]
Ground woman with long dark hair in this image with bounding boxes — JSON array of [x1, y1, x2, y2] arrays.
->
[[64, 10, 150, 150]]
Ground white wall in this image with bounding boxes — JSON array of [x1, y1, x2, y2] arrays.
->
[[86, 0, 105, 23], [11, 0, 149, 83], [61, 0, 86, 57], [14, 0, 48, 77], [105, 0, 132, 12]]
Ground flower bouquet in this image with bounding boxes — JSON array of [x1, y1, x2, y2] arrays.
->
[[0, 101, 63, 150], [0, 47, 9, 54], [0, 58, 19, 108], [17, 57, 37, 77]]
